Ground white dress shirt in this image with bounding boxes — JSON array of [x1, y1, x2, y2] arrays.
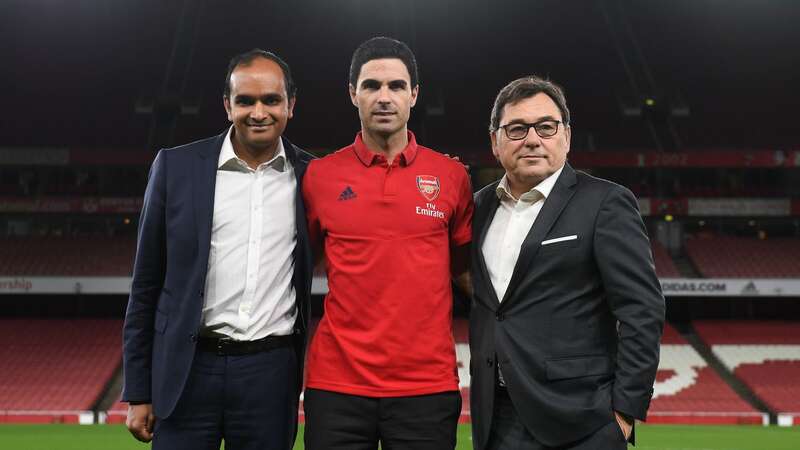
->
[[482, 166, 564, 302], [202, 127, 297, 340]]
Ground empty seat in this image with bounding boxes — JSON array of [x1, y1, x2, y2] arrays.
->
[[695, 320, 800, 415], [686, 236, 800, 278], [0, 319, 122, 416], [0, 237, 135, 276], [647, 323, 763, 424], [651, 241, 681, 278]]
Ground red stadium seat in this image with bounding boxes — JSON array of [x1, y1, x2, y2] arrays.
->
[[695, 320, 800, 422], [647, 323, 765, 424], [0, 236, 135, 276], [0, 319, 122, 423], [651, 241, 681, 278], [686, 236, 800, 278]]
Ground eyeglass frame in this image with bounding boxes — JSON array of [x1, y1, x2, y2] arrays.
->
[[495, 119, 564, 140]]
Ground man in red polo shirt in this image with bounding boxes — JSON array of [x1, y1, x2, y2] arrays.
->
[[302, 37, 474, 450]]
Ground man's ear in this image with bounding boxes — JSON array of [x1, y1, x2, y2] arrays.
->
[[490, 131, 500, 160], [223, 96, 233, 122], [287, 97, 296, 120], [564, 124, 572, 155], [349, 84, 358, 107], [409, 85, 419, 108]]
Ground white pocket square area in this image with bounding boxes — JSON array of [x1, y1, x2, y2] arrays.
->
[[541, 235, 578, 246]]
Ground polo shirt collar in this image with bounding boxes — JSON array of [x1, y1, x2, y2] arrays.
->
[[353, 131, 419, 167]]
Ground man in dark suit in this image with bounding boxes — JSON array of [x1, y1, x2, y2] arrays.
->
[[469, 76, 665, 449], [122, 49, 313, 450]]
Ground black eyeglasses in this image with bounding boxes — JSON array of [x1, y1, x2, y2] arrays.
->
[[498, 120, 562, 140]]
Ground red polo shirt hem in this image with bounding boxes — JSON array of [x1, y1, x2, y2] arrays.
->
[[305, 381, 460, 398]]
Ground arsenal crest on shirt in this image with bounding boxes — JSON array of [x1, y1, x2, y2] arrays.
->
[[416, 175, 440, 201]]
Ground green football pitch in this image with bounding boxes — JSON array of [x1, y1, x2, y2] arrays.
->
[[1, 424, 798, 450]]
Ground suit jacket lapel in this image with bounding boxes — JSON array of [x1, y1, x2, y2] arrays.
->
[[194, 132, 225, 270], [499, 164, 578, 306], [282, 136, 310, 275], [473, 182, 502, 307], [283, 136, 312, 333]]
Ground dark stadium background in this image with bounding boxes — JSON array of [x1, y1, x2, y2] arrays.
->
[[1, 0, 799, 447]]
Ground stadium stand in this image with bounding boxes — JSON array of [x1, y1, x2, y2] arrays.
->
[[0, 319, 122, 423], [648, 323, 766, 424], [453, 319, 471, 423], [695, 321, 800, 426], [0, 237, 135, 276], [652, 241, 681, 277], [103, 399, 128, 425], [0, 1, 797, 444], [686, 236, 800, 278]]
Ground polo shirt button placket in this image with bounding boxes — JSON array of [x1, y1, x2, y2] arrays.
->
[[383, 162, 397, 196]]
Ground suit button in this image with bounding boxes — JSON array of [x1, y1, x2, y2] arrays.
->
[[487, 358, 494, 367], [496, 313, 504, 321], [190, 333, 197, 342], [198, 290, 204, 298]]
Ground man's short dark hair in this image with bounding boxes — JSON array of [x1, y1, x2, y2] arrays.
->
[[489, 76, 570, 132], [223, 49, 296, 99], [349, 37, 419, 88]]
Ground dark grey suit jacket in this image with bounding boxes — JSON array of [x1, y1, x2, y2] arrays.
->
[[469, 163, 665, 448]]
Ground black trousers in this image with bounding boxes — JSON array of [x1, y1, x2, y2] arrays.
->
[[152, 346, 297, 450], [303, 388, 461, 450], [487, 387, 628, 450]]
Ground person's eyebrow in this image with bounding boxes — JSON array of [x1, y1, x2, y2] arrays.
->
[[504, 118, 528, 126], [533, 115, 558, 123], [504, 115, 558, 126], [360, 79, 381, 89], [260, 93, 284, 103], [388, 80, 408, 89], [234, 94, 255, 103]]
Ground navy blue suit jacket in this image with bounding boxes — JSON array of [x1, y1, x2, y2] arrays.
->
[[122, 132, 313, 425]]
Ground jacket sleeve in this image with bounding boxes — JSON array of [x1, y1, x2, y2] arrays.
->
[[121, 150, 167, 402], [593, 185, 665, 420]]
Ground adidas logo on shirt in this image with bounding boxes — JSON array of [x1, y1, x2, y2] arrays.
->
[[338, 186, 357, 201]]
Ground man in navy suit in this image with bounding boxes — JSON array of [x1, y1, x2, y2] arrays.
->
[[122, 49, 313, 450]]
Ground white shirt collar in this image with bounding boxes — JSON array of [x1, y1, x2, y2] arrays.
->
[[218, 126, 289, 172], [496, 165, 564, 202]]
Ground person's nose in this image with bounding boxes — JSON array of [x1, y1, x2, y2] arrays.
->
[[251, 102, 267, 120], [377, 86, 391, 104], [523, 127, 542, 147]]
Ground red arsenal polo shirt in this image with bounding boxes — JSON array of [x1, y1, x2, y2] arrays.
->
[[302, 132, 473, 397]]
